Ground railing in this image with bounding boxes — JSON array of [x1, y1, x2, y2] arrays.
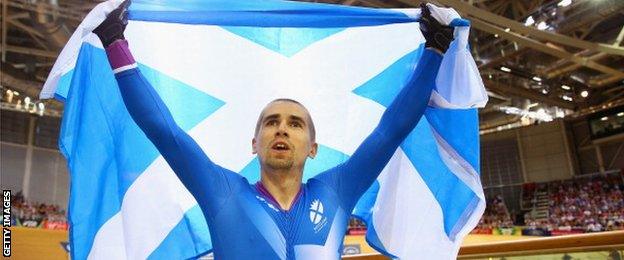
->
[[343, 253, 387, 260], [343, 230, 624, 260]]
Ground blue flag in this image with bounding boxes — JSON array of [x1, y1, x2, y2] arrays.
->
[[42, 0, 488, 258]]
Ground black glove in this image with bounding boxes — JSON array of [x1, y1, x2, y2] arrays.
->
[[419, 3, 454, 54], [94, 0, 130, 48]]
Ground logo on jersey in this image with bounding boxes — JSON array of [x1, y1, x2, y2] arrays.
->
[[310, 199, 327, 233]]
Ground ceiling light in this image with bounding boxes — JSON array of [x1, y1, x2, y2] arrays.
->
[[571, 75, 585, 83], [499, 106, 553, 122], [488, 74, 493, 79], [561, 85, 571, 90], [537, 21, 549, 30], [494, 34, 499, 38], [533, 76, 542, 82], [601, 117, 608, 121], [504, 28, 510, 32], [558, 0, 572, 7], [525, 16, 535, 26], [580, 90, 589, 98], [617, 112, 623, 117], [534, 108, 553, 122], [542, 89, 549, 94], [562, 95, 573, 101], [500, 66, 511, 72]]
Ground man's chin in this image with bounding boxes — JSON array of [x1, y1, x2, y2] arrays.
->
[[266, 158, 294, 170]]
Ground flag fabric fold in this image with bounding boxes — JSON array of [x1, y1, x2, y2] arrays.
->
[[44, 0, 487, 259]]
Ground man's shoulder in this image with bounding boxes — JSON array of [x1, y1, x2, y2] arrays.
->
[[304, 177, 341, 200], [305, 176, 330, 188]]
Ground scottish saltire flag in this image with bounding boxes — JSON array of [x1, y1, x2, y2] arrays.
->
[[42, 0, 488, 259]]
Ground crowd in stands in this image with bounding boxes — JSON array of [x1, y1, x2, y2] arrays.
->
[[10, 191, 68, 230], [474, 173, 624, 234], [475, 195, 514, 231], [347, 217, 367, 235], [545, 176, 624, 232]]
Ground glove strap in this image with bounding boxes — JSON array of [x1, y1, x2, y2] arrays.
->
[[106, 40, 137, 73]]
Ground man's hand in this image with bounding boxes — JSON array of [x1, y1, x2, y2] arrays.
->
[[419, 3, 454, 54], [94, 0, 130, 48]]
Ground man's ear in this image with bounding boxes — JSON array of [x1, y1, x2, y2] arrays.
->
[[308, 142, 318, 159], [252, 138, 257, 154]]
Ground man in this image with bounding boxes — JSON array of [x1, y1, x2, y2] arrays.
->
[[94, 1, 454, 259]]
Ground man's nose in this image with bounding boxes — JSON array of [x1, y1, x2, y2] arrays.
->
[[275, 122, 289, 137]]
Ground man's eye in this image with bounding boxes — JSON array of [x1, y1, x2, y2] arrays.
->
[[266, 120, 278, 126], [290, 122, 302, 128]]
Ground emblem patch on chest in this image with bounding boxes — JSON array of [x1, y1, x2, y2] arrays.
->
[[310, 199, 328, 233]]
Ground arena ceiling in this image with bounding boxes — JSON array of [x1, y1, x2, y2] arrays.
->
[[1, 0, 623, 133]]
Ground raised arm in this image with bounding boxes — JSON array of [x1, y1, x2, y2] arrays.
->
[[94, 1, 232, 217], [314, 4, 454, 210]]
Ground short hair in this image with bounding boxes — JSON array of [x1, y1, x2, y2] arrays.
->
[[254, 98, 316, 142]]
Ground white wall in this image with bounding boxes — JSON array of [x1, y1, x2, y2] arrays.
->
[[0, 142, 69, 209], [516, 120, 574, 182]]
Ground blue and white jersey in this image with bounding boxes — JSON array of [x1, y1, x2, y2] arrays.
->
[[205, 177, 349, 259]]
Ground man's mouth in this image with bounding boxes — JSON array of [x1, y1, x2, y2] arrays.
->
[[271, 141, 291, 151]]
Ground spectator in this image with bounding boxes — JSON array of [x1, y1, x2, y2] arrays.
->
[[475, 195, 513, 230], [9, 191, 68, 230], [476, 173, 624, 234]]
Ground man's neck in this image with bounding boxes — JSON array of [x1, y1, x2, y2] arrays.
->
[[260, 168, 302, 211]]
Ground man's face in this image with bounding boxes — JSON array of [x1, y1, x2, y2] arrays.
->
[[253, 101, 317, 171]]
